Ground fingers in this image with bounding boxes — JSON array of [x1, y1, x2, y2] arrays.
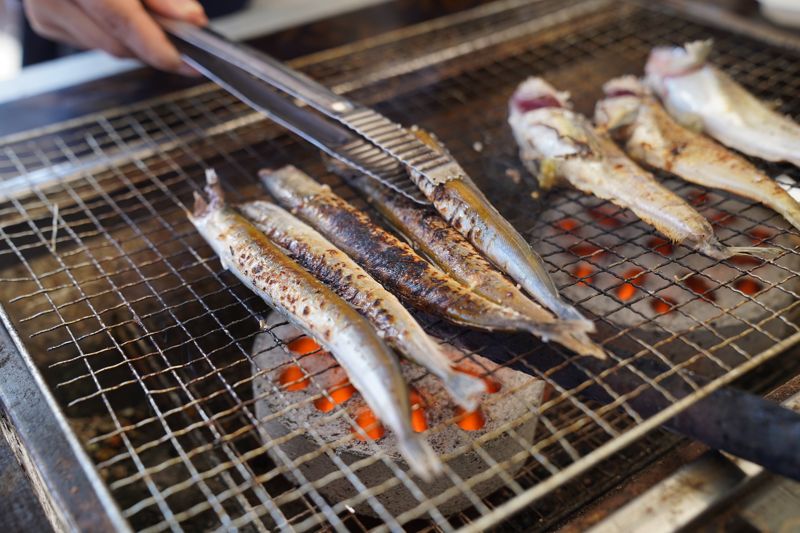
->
[[76, 0, 206, 73], [144, 0, 208, 26], [25, 0, 133, 59], [26, 0, 207, 74]]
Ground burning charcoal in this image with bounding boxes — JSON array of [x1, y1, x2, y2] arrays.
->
[[251, 312, 546, 517]]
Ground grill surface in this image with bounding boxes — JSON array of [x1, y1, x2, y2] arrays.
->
[[2, 0, 800, 530]]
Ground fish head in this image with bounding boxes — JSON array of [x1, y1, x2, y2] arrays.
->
[[645, 40, 713, 95], [509, 77, 572, 117], [260, 166, 328, 211]]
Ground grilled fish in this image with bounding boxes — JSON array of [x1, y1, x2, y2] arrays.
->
[[508, 77, 778, 261], [646, 40, 800, 168], [260, 165, 561, 338], [596, 75, 800, 233], [407, 128, 591, 328], [238, 199, 487, 409], [327, 158, 606, 359], [189, 169, 440, 479]]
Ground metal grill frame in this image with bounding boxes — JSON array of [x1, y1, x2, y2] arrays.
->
[[2, 0, 800, 530]]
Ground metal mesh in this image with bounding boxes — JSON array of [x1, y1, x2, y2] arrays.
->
[[1, 0, 800, 530]]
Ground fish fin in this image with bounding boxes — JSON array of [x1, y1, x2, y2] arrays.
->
[[397, 435, 441, 482], [443, 371, 487, 412], [192, 191, 210, 219], [204, 168, 227, 209]]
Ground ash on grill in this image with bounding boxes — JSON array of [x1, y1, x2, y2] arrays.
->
[[540, 190, 800, 372], [252, 311, 545, 517]]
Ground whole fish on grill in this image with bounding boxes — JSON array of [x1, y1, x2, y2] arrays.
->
[[406, 128, 591, 328], [188, 169, 440, 479], [508, 77, 779, 261], [238, 199, 487, 409], [260, 165, 574, 340], [595, 75, 800, 233], [646, 40, 800, 168], [325, 158, 606, 359]]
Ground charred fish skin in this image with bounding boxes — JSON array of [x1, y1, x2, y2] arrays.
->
[[405, 128, 592, 329], [327, 159, 607, 359], [509, 77, 778, 261], [645, 40, 800, 168], [237, 200, 486, 410], [189, 170, 440, 480], [596, 76, 800, 233], [260, 166, 552, 337]]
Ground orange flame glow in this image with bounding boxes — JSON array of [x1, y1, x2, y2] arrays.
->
[[734, 277, 763, 296], [617, 268, 646, 301], [650, 296, 676, 315], [279, 364, 309, 391], [647, 236, 674, 256], [314, 380, 356, 412], [454, 407, 486, 431], [287, 336, 320, 355], [352, 409, 385, 441], [555, 218, 579, 232], [572, 263, 594, 287], [685, 275, 716, 302]]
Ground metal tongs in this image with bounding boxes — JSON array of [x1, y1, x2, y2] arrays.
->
[[159, 18, 472, 205]]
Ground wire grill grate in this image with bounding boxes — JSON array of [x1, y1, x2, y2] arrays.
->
[[1, 0, 800, 530]]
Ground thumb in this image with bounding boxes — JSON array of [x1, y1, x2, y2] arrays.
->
[[144, 0, 208, 26]]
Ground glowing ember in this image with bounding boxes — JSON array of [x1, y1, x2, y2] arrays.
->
[[569, 243, 603, 259], [709, 211, 736, 227], [749, 228, 773, 245], [572, 263, 594, 286], [688, 190, 709, 206], [684, 274, 716, 302], [454, 407, 486, 431], [734, 277, 763, 296], [647, 236, 674, 256], [411, 407, 428, 433], [616, 283, 636, 301], [287, 336, 320, 355], [555, 218, 579, 232], [729, 255, 764, 267], [624, 268, 647, 286], [617, 268, 646, 301], [456, 366, 502, 394], [409, 388, 424, 407], [279, 364, 309, 391], [352, 409, 385, 441], [650, 295, 677, 315], [588, 206, 622, 228], [314, 380, 356, 412]]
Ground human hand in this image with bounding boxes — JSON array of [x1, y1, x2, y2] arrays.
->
[[24, 0, 208, 74]]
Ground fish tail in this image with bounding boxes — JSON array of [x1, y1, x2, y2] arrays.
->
[[204, 168, 227, 209], [519, 320, 607, 359], [442, 371, 487, 412], [725, 246, 782, 260], [550, 301, 595, 333], [397, 435, 441, 482], [191, 191, 209, 219], [698, 237, 781, 261]]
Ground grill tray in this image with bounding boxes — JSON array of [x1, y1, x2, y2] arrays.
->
[[2, 0, 800, 530]]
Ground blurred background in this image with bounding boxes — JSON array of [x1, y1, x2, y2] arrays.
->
[[0, 0, 392, 83]]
